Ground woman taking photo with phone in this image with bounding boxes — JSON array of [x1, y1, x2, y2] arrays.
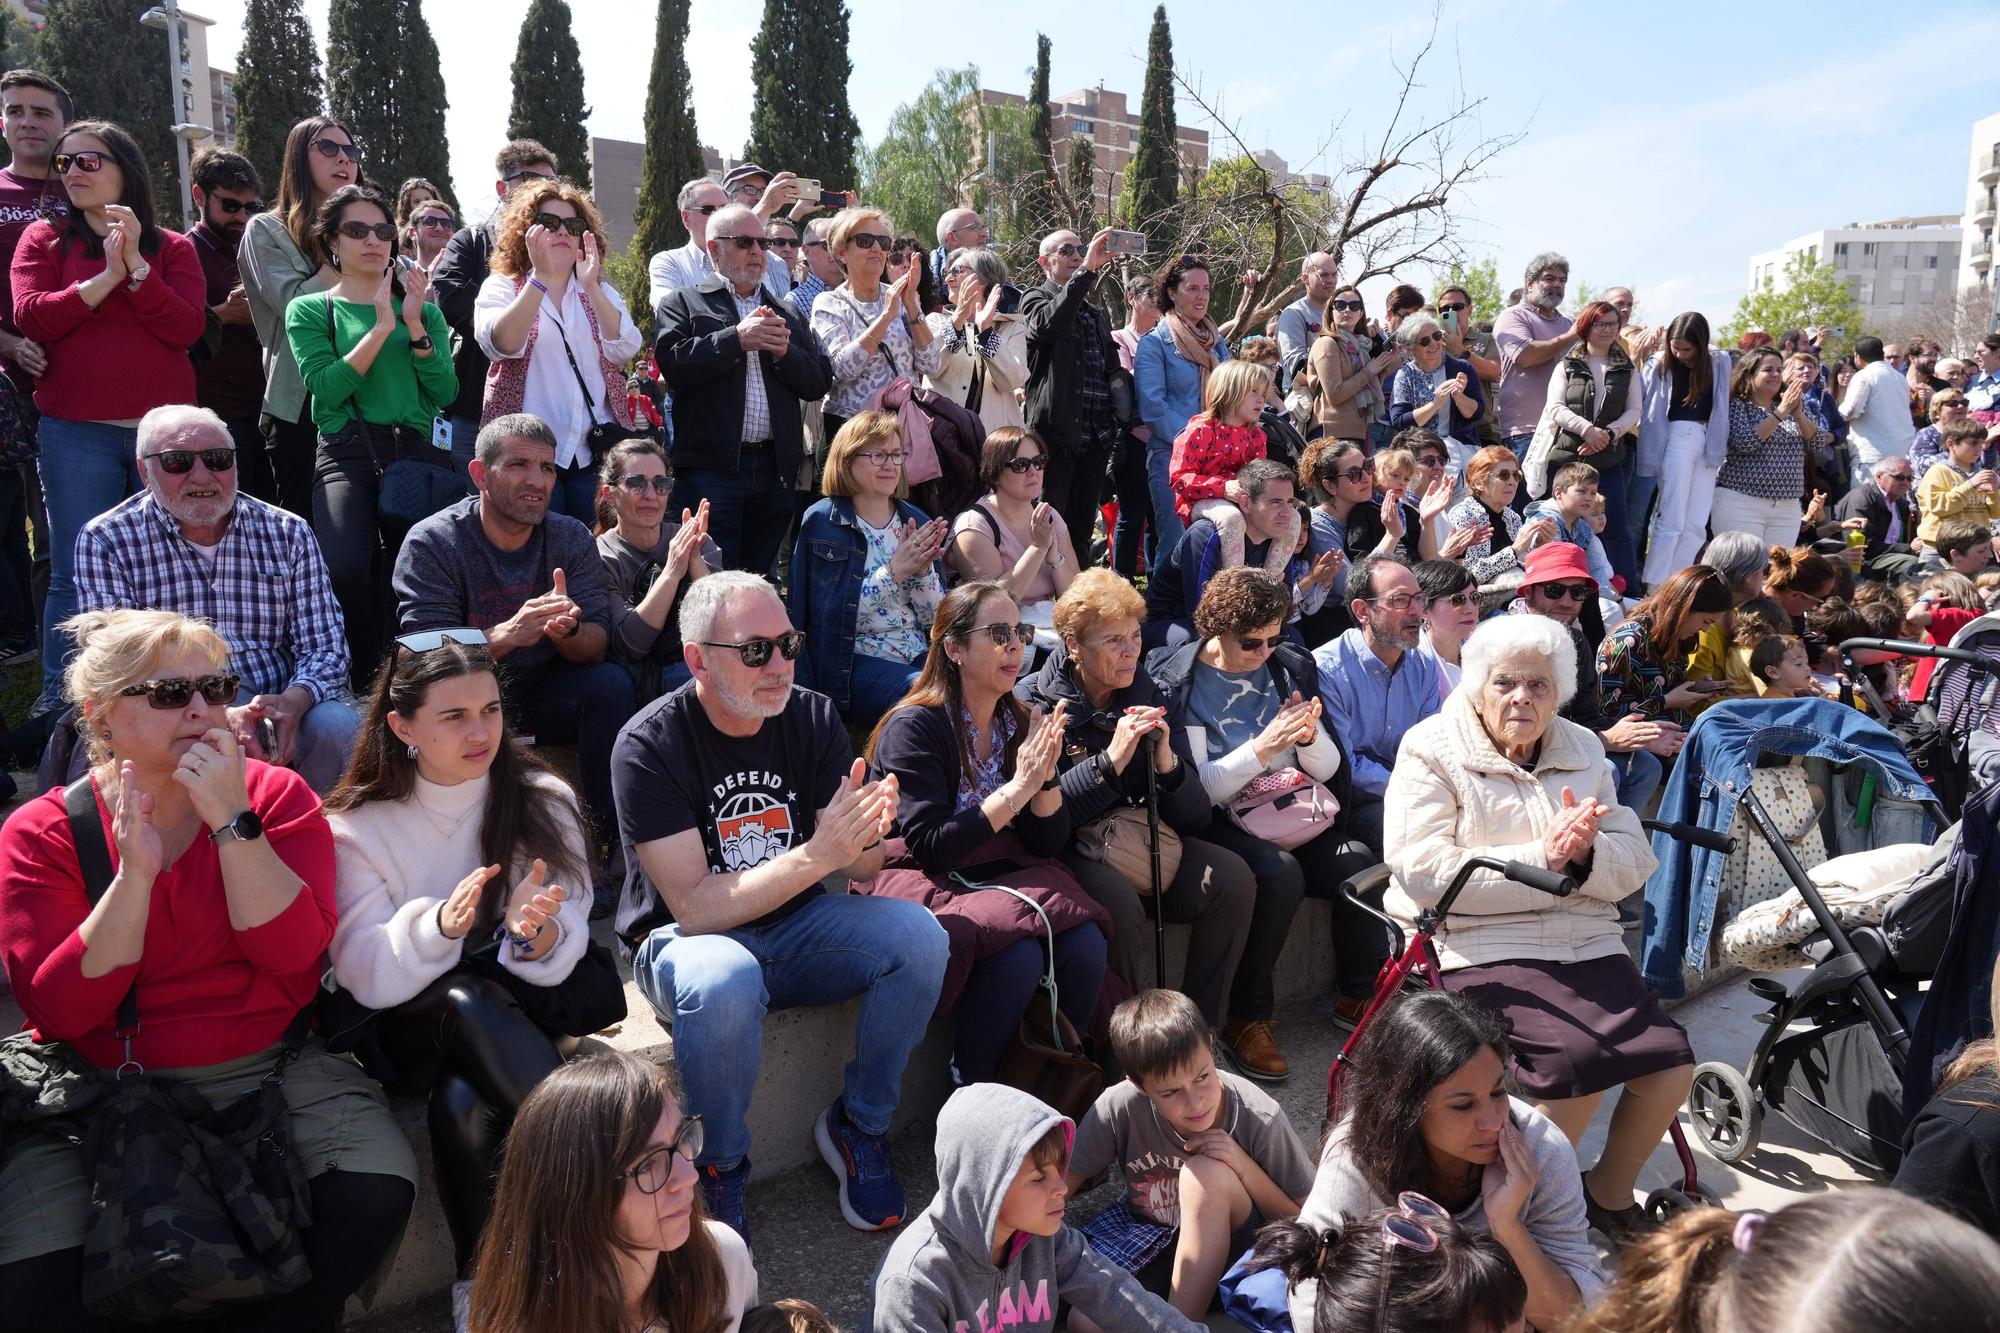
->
[[475, 177, 643, 525]]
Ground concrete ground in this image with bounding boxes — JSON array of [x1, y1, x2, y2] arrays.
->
[[351, 964, 1883, 1333]]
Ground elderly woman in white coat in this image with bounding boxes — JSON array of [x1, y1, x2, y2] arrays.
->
[[1384, 614, 1693, 1246], [1636, 312, 1731, 589], [924, 246, 1028, 432]]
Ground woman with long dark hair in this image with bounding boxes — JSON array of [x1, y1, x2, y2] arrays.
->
[[12, 119, 205, 704], [1136, 254, 1231, 557], [1636, 312, 1731, 587], [593, 438, 719, 702], [324, 631, 595, 1306], [285, 182, 456, 683], [240, 116, 366, 516], [1597, 564, 1734, 725], [467, 1051, 756, 1333], [861, 580, 1111, 1087]]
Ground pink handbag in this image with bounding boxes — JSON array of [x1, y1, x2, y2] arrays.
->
[[1226, 766, 1341, 850]]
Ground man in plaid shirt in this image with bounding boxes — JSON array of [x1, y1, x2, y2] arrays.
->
[[74, 404, 358, 791]]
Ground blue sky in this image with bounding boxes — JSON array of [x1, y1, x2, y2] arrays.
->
[[203, 0, 2000, 323]]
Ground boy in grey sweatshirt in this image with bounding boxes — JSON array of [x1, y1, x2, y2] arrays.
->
[[865, 1084, 1204, 1333]]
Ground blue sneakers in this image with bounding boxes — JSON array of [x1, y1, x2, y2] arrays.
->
[[814, 1098, 906, 1231], [699, 1157, 751, 1244]]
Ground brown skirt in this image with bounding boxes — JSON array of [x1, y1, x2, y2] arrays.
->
[[1444, 954, 1694, 1100]]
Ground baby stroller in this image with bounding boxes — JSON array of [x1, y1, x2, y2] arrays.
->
[[1654, 696, 1949, 1176], [1330, 843, 1719, 1221], [1838, 630, 2000, 819]]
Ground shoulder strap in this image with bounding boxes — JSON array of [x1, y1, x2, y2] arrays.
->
[[544, 295, 608, 428], [64, 776, 138, 1038], [973, 499, 1002, 547]]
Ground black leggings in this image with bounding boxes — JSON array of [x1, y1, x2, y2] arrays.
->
[[375, 971, 565, 1275], [0, 1168, 413, 1332]]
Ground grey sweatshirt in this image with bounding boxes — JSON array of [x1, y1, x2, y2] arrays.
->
[[865, 1084, 1203, 1333]]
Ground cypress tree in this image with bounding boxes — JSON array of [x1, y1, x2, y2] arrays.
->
[[1126, 4, 1179, 246], [328, 0, 454, 209], [627, 0, 705, 324], [0, 9, 38, 77], [37, 0, 177, 207], [393, 0, 454, 207], [1023, 33, 1054, 231], [507, 0, 592, 192], [233, 0, 324, 200], [743, 0, 859, 190], [1065, 135, 1097, 235]]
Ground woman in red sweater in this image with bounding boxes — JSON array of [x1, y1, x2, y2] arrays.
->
[[0, 608, 416, 1329], [10, 120, 204, 707]]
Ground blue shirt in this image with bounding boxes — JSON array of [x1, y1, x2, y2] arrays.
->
[[1313, 628, 1442, 797]]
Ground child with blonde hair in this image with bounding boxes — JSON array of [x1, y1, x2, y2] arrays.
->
[[1168, 360, 1298, 577]]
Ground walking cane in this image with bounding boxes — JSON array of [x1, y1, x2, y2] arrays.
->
[[1146, 755, 1166, 989]]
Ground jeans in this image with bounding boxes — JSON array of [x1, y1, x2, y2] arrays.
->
[[1627, 472, 1660, 583], [552, 460, 599, 529], [261, 409, 319, 520], [1145, 439, 1186, 559], [1711, 487, 1804, 552], [673, 449, 791, 575], [232, 685, 360, 796], [1594, 452, 1638, 590], [507, 660, 636, 844], [1642, 421, 1720, 587], [1202, 823, 1383, 1018], [633, 891, 951, 1169], [218, 414, 277, 506], [1061, 836, 1255, 1024], [311, 425, 438, 688], [1111, 430, 1152, 576], [1610, 748, 1663, 813], [37, 418, 140, 698], [954, 923, 1106, 1085], [1367, 418, 1395, 454], [448, 412, 480, 471], [846, 653, 920, 728]]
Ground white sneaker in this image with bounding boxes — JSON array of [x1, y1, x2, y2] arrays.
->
[[452, 1278, 472, 1333]]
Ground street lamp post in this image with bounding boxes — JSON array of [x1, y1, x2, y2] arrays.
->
[[139, 0, 212, 228]]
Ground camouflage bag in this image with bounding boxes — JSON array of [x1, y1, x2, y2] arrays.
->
[[61, 778, 315, 1322]]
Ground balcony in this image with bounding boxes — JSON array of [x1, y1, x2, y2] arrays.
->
[[1977, 198, 1997, 228], [1982, 147, 2000, 185], [1974, 239, 1995, 271]]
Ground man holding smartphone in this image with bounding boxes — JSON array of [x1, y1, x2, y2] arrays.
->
[[1022, 227, 1130, 557]]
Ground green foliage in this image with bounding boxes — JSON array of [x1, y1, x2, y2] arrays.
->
[[1021, 33, 1054, 234], [234, 0, 325, 201], [858, 65, 975, 241], [0, 10, 39, 81], [1432, 258, 1504, 323], [1724, 250, 1867, 355], [628, 0, 704, 331], [745, 0, 860, 191], [1063, 135, 1097, 236], [507, 0, 592, 192], [394, 1, 453, 208], [38, 0, 178, 216], [327, 0, 455, 211], [1125, 4, 1179, 248]]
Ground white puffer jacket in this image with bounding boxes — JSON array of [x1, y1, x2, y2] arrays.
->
[[922, 311, 1029, 432], [1383, 690, 1657, 971]]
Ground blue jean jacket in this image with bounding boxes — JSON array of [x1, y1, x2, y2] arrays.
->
[[1134, 320, 1231, 448], [788, 495, 935, 712], [1640, 697, 1936, 997]]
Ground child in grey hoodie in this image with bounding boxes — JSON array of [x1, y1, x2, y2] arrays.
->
[[865, 1084, 1205, 1333]]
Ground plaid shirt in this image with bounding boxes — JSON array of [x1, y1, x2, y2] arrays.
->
[[74, 492, 350, 702], [1072, 300, 1117, 441]]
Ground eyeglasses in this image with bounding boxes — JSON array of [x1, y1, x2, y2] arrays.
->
[[1330, 298, 1365, 312], [1366, 593, 1419, 611], [946, 264, 973, 278], [1418, 455, 1447, 468], [803, 239, 828, 251], [1330, 465, 1371, 484], [1004, 456, 1047, 473], [532, 212, 589, 237], [53, 151, 104, 174], [714, 235, 770, 251], [1413, 334, 1441, 348], [503, 168, 556, 184], [1235, 635, 1278, 652], [1429, 591, 1476, 609], [859, 450, 906, 468], [1051, 243, 1084, 259], [620, 1115, 705, 1194], [1489, 470, 1520, 483], [144, 447, 236, 474], [700, 630, 807, 667], [766, 236, 798, 249], [847, 232, 894, 251], [337, 220, 396, 242], [310, 137, 364, 162], [413, 214, 454, 230], [1533, 581, 1595, 602], [1371, 1192, 1451, 1327], [687, 204, 721, 217], [963, 622, 1037, 647], [1438, 301, 1469, 314], [212, 197, 264, 216], [395, 627, 490, 654], [119, 673, 240, 709], [616, 475, 673, 495]]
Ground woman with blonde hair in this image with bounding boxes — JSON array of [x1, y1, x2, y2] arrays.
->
[[808, 206, 940, 441], [474, 177, 643, 524]]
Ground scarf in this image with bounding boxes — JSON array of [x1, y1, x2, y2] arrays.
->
[[1166, 310, 1220, 401], [1338, 328, 1386, 421]]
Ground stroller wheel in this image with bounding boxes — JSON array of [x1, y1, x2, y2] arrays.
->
[[1643, 1186, 1701, 1224], [1686, 1061, 1763, 1164]]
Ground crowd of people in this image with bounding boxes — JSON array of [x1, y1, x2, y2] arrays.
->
[[0, 60, 1996, 1333]]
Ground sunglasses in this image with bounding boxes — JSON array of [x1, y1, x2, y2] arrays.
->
[[766, 236, 798, 248], [687, 203, 721, 216], [700, 630, 807, 667], [211, 197, 264, 216], [119, 673, 240, 709], [963, 623, 1037, 647], [848, 232, 894, 251], [337, 220, 396, 242], [1370, 1192, 1452, 1324], [1235, 635, 1278, 652], [1489, 469, 1520, 483], [1438, 301, 1469, 314], [395, 627, 490, 655], [620, 1115, 705, 1194], [503, 168, 556, 184], [310, 137, 364, 162], [1325, 464, 1370, 484], [1533, 581, 1595, 602], [1004, 456, 1047, 473], [1051, 243, 1084, 259], [1413, 334, 1441, 348], [714, 235, 770, 251], [413, 214, 454, 230], [144, 447, 236, 474], [1330, 298, 1365, 312], [803, 239, 828, 251], [616, 475, 673, 496], [1418, 455, 1447, 468], [532, 212, 589, 237], [54, 151, 105, 174], [1429, 591, 1477, 609]]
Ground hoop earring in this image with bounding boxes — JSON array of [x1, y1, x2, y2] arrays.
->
[[406, 744, 418, 759]]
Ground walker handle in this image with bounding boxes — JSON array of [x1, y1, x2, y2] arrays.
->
[[1504, 861, 1577, 897], [1643, 819, 1736, 854]]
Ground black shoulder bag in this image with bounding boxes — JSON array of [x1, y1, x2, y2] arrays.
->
[[65, 778, 316, 1322], [547, 300, 654, 461], [322, 295, 468, 533]]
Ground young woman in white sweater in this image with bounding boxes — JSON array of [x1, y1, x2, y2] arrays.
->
[[324, 629, 594, 1288]]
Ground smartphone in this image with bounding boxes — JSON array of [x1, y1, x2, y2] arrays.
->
[[817, 189, 846, 209], [256, 716, 278, 754], [1694, 679, 1731, 694], [791, 178, 821, 201], [1106, 229, 1148, 256], [1440, 308, 1459, 333]]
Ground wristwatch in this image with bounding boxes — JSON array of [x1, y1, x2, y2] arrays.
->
[[210, 809, 264, 846], [125, 262, 151, 289], [407, 332, 434, 352]]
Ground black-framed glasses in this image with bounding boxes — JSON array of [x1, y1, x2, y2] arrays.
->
[[311, 137, 363, 162], [1413, 334, 1441, 348], [503, 168, 556, 185], [847, 232, 893, 251], [395, 627, 490, 655], [1533, 581, 1595, 602], [714, 234, 770, 251], [1429, 591, 1477, 610], [119, 674, 239, 709], [53, 151, 104, 174], [963, 622, 1036, 647], [532, 212, 589, 237], [803, 239, 829, 251], [765, 235, 798, 249], [1417, 454, 1448, 469], [858, 450, 907, 468], [1330, 298, 1364, 312], [616, 475, 673, 496], [1331, 464, 1371, 484], [337, 220, 396, 242], [1004, 456, 1047, 473], [1438, 301, 1469, 314], [621, 1114, 705, 1194], [700, 630, 807, 667], [144, 447, 236, 474], [212, 196, 264, 216]]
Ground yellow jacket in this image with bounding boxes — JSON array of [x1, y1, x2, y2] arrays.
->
[[1916, 460, 2000, 545]]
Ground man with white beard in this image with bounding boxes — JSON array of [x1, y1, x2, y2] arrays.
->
[[1493, 251, 1584, 472], [72, 403, 359, 791]]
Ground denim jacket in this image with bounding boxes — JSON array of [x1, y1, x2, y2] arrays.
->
[[1640, 697, 1936, 997], [788, 495, 939, 712]]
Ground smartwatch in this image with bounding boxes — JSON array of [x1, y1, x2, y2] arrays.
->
[[210, 809, 264, 846], [407, 333, 435, 352]]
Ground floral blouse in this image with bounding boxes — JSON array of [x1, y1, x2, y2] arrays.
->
[[853, 512, 944, 664], [1442, 493, 1524, 585], [953, 706, 1016, 813], [1597, 615, 1687, 724], [810, 285, 945, 418]]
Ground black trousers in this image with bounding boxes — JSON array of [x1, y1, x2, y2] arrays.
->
[[221, 414, 277, 506], [312, 424, 437, 689], [375, 971, 565, 1275], [260, 409, 318, 520], [1045, 432, 1117, 563], [1202, 823, 1386, 1018]]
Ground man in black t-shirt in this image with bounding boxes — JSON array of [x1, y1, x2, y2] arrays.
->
[[612, 570, 948, 1245]]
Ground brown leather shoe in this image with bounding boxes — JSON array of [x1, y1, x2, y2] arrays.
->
[[1220, 1018, 1289, 1082], [1333, 994, 1370, 1030]]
